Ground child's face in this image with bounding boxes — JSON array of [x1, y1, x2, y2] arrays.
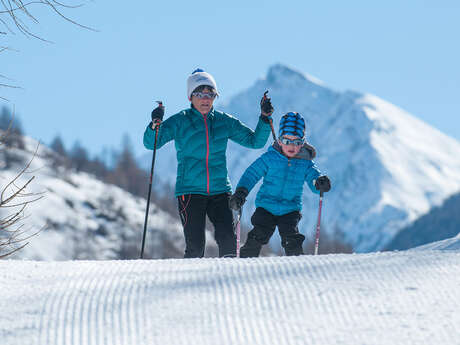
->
[[278, 135, 303, 158]]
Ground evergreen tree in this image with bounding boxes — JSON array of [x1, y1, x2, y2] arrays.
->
[[48, 134, 70, 169], [0, 106, 24, 149], [0, 106, 11, 131], [108, 134, 148, 197], [50, 135, 66, 156], [87, 156, 109, 180], [70, 141, 89, 172]]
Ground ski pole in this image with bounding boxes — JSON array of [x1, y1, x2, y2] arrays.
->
[[314, 191, 324, 256], [236, 208, 242, 258], [263, 91, 277, 142], [269, 118, 277, 142], [140, 101, 162, 259]]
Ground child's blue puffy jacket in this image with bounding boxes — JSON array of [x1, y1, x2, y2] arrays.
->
[[236, 142, 322, 216]]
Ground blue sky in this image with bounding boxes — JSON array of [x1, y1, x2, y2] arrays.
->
[[2, 1, 459, 157]]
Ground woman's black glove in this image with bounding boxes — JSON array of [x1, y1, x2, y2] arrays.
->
[[229, 187, 249, 211], [315, 176, 331, 193], [151, 101, 164, 124], [260, 91, 274, 116]]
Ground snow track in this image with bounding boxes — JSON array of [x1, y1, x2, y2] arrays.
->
[[2, 250, 460, 345]]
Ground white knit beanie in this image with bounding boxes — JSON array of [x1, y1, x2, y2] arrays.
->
[[187, 68, 219, 99]]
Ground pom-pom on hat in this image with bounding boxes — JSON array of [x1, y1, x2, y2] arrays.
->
[[279, 112, 306, 139], [187, 68, 219, 99]]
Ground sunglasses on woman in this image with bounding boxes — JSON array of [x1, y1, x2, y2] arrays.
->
[[280, 137, 304, 146], [192, 91, 217, 99]]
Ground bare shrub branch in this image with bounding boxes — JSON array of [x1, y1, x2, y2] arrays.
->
[[0, 0, 95, 39], [1, 1, 94, 98], [0, 115, 44, 258]]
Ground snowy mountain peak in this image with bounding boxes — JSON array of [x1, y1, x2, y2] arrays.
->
[[265, 63, 325, 88]]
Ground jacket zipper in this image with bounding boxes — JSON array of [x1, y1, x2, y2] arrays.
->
[[281, 158, 290, 199], [203, 114, 210, 195]]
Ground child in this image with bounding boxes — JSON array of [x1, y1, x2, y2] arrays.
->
[[229, 112, 331, 257]]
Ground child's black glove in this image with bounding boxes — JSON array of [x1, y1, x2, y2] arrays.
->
[[229, 187, 249, 211], [315, 176, 331, 193]]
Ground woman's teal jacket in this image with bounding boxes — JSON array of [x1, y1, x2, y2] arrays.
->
[[236, 142, 321, 216], [143, 107, 271, 197]]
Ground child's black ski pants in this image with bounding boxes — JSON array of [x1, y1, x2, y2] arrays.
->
[[241, 207, 305, 257]]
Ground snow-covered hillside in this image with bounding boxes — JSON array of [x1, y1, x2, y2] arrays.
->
[[0, 136, 217, 260], [412, 232, 460, 251], [1, 237, 460, 345], [219, 64, 460, 252]]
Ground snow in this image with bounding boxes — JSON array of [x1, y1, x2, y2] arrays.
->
[[361, 93, 460, 218], [412, 232, 460, 251], [2, 238, 460, 345]]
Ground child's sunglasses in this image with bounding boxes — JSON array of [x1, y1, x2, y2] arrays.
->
[[280, 137, 304, 146], [192, 91, 217, 99]]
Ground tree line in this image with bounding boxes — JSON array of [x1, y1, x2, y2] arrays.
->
[[0, 106, 178, 217]]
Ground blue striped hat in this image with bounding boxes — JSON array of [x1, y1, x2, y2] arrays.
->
[[279, 112, 305, 139]]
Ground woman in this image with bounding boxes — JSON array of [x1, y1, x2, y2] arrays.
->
[[143, 68, 274, 258]]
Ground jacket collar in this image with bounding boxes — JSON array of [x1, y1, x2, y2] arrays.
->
[[271, 141, 316, 160], [190, 105, 215, 119]]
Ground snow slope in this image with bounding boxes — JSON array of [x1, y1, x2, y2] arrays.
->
[[412, 232, 460, 251], [2, 242, 460, 345]]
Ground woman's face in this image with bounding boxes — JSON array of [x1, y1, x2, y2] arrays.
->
[[190, 87, 216, 115], [278, 135, 303, 158]]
